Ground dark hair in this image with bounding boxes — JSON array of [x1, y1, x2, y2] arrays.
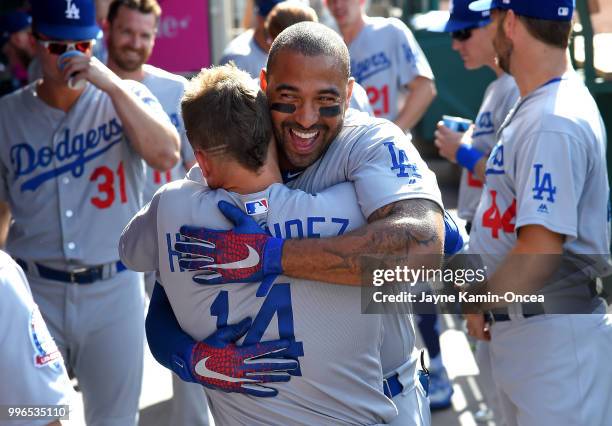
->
[[107, 0, 161, 24], [265, 2, 318, 40], [515, 13, 572, 49], [267, 22, 350, 79], [181, 64, 272, 171]]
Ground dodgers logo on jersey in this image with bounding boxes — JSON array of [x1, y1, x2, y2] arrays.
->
[[65, 0, 80, 19], [30, 306, 62, 369], [352, 52, 391, 82], [473, 112, 494, 138], [11, 118, 123, 192], [485, 144, 504, 175], [384, 142, 422, 182], [245, 198, 269, 215], [532, 164, 556, 202]]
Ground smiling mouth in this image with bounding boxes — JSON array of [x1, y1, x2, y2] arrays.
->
[[289, 128, 320, 153]]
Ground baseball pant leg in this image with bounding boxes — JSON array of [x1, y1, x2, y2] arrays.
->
[[490, 308, 612, 426], [72, 271, 145, 426], [169, 374, 210, 426], [475, 340, 505, 424]]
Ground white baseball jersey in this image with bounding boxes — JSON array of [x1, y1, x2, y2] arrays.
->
[[219, 29, 268, 79], [0, 81, 168, 268], [348, 17, 434, 122], [457, 73, 519, 222], [0, 250, 73, 426], [120, 180, 398, 425], [470, 71, 611, 283], [140, 64, 195, 202], [283, 109, 443, 375]]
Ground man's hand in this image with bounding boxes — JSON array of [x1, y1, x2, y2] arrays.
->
[[464, 314, 490, 341], [59, 54, 122, 94], [173, 317, 299, 397], [434, 121, 474, 163], [175, 201, 284, 286]]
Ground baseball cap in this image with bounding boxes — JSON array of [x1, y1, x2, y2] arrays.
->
[[469, 0, 574, 22], [427, 0, 491, 32], [31, 0, 100, 41], [0, 11, 32, 46], [255, 0, 286, 17]]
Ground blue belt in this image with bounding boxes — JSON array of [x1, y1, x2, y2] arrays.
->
[[16, 258, 126, 284]]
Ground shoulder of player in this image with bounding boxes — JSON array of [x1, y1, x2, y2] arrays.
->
[[340, 112, 404, 150], [142, 64, 188, 87], [0, 81, 35, 110], [221, 29, 255, 57]]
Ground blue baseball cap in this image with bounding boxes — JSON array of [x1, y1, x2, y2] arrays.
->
[[31, 0, 100, 41], [0, 11, 32, 46], [255, 0, 286, 17], [469, 0, 574, 22], [427, 0, 491, 32]]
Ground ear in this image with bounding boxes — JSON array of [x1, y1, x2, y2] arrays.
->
[[259, 68, 267, 91], [194, 150, 211, 178], [504, 9, 518, 40], [345, 77, 355, 110]]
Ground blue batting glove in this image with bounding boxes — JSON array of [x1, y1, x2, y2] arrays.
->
[[171, 317, 300, 397], [174, 201, 284, 287]]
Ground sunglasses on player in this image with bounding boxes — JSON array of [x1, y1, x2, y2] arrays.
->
[[36, 37, 95, 55], [451, 28, 474, 42]]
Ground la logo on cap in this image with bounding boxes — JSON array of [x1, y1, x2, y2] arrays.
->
[[558, 7, 570, 16], [65, 0, 80, 20]]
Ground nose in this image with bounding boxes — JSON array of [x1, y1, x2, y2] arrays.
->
[[294, 101, 319, 129]]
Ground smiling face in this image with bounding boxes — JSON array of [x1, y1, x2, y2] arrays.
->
[[263, 49, 353, 170], [326, 0, 364, 31], [107, 5, 157, 72]]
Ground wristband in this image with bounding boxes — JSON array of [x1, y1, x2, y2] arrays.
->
[[456, 144, 484, 172]]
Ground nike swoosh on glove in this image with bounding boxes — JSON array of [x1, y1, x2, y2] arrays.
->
[[172, 317, 299, 397], [443, 210, 464, 256], [175, 201, 284, 287]]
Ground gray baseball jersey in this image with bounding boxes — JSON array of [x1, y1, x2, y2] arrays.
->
[[283, 109, 443, 374], [470, 71, 611, 281], [120, 180, 398, 426], [219, 29, 268, 79], [0, 81, 169, 268], [350, 81, 375, 116], [348, 17, 434, 122], [457, 73, 519, 221], [140, 64, 195, 202], [0, 250, 73, 426]]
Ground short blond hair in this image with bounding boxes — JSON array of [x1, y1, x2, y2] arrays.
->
[[181, 64, 272, 171]]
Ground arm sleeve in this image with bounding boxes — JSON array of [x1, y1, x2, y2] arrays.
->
[[146, 281, 197, 372], [392, 18, 434, 88], [348, 123, 443, 218], [0, 256, 73, 425], [119, 191, 161, 271], [513, 130, 587, 240]]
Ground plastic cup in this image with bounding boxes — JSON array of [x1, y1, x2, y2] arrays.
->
[[442, 115, 472, 132], [57, 50, 87, 90]]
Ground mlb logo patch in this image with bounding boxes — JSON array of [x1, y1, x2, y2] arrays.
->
[[245, 198, 269, 215], [558, 7, 569, 17]]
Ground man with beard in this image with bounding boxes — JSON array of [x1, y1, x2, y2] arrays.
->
[[0, 0, 180, 423], [427, 0, 519, 419], [105, 1, 204, 425], [460, 1, 612, 424], [145, 22, 468, 426], [0, 10, 35, 89]]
